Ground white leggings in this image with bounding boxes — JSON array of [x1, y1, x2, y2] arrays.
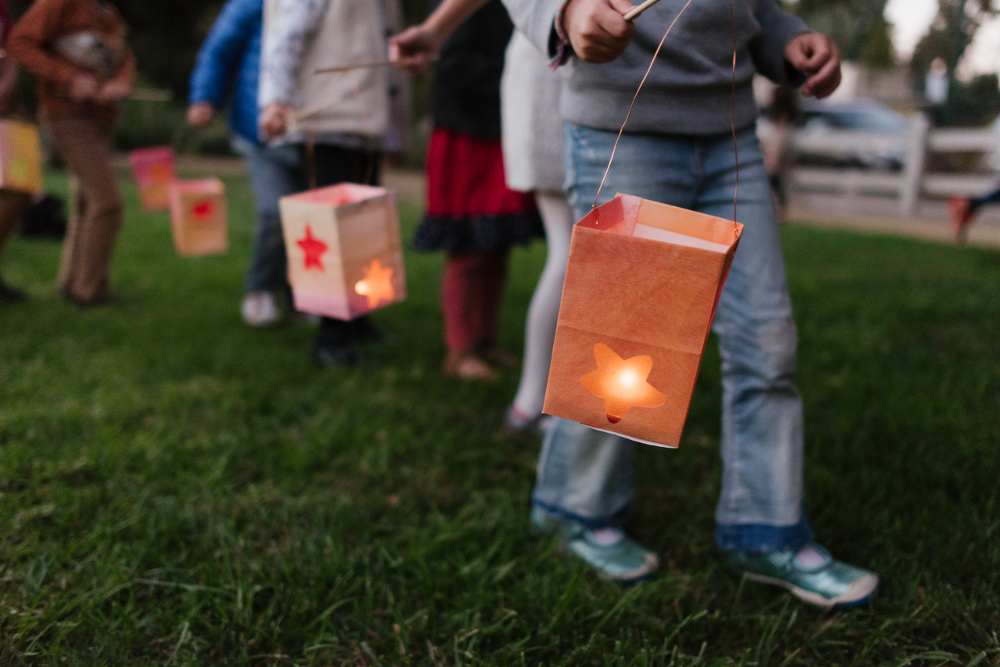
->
[[511, 191, 576, 417]]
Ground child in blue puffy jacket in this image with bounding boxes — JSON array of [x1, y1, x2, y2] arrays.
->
[[188, 0, 300, 327]]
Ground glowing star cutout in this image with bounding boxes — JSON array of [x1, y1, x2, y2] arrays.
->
[[192, 200, 215, 219], [354, 259, 395, 309], [297, 225, 328, 271], [580, 343, 667, 424]]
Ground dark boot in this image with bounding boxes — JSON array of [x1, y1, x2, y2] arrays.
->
[[0, 276, 27, 303]]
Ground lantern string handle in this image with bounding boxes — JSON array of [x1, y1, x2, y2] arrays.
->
[[728, 0, 740, 224], [593, 0, 742, 225], [305, 133, 318, 190]]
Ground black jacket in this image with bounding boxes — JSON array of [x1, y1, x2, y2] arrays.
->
[[431, 0, 512, 139]]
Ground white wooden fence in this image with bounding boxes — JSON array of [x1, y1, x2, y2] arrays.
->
[[789, 115, 1000, 215]]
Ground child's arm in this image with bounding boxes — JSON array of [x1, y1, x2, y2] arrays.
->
[[259, 0, 327, 138], [504, 0, 633, 64], [93, 44, 135, 104], [7, 0, 95, 100], [748, 1, 840, 99], [189, 0, 257, 125], [389, 0, 488, 72]]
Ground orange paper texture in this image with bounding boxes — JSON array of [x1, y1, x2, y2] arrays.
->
[[169, 179, 228, 257], [0, 120, 43, 195], [279, 184, 406, 320], [543, 194, 744, 449], [129, 147, 176, 212]]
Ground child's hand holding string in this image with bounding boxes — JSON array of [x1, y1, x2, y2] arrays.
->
[[389, 25, 439, 73], [785, 32, 842, 99], [187, 103, 215, 127], [562, 0, 635, 64], [68, 74, 99, 102], [389, 0, 488, 73], [260, 103, 294, 140]]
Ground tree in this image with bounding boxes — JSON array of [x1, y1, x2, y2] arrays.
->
[[910, 0, 999, 124], [793, 0, 895, 68], [911, 0, 998, 81]]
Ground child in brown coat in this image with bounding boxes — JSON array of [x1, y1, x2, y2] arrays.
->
[[9, 0, 134, 306]]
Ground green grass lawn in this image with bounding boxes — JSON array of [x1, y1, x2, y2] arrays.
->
[[1, 169, 999, 666]]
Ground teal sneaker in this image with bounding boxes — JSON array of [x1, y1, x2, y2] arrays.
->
[[725, 543, 878, 609], [530, 507, 660, 583]]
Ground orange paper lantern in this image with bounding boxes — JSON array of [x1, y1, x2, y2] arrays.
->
[[0, 120, 43, 195], [279, 184, 406, 320], [129, 147, 176, 212], [543, 194, 743, 449], [169, 178, 228, 257]]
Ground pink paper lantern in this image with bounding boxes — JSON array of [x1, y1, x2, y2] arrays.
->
[[129, 147, 176, 212]]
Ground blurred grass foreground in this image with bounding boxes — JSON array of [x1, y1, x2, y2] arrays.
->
[[1, 168, 998, 665]]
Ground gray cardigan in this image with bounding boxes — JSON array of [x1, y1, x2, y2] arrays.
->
[[501, 0, 809, 135]]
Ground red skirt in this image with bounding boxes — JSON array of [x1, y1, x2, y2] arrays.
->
[[415, 128, 542, 252]]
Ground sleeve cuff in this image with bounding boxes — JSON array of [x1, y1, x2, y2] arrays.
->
[[548, 0, 573, 68]]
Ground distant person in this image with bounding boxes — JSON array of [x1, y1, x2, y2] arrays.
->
[[259, 0, 402, 367], [188, 0, 297, 328], [9, 0, 134, 307], [406, 0, 540, 382], [759, 86, 800, 222], [0, 0, 31, 303], [949, 187, 999, 243], [925, 57, 949, 125]]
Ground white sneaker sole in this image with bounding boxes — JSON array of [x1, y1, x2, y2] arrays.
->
[[744, 572, 879, 609]]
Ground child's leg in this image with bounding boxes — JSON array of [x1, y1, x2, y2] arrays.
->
[[56, 176, 84, 295], [306, 144, 383, 362], [48, 118, 122, 303], [697, 129, 810, 552], [0, 191, 28, 255], [472, 249, 509, 350], [442, 252, 481, 355], [968, 184, 1000, 216], [511, 192, 574, 417], [239, 140, 301, 294], [0, 191, 30, 300], [532, 124, 699, 526]]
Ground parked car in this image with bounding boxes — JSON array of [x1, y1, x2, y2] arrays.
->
[[758, 98, 909, 171]]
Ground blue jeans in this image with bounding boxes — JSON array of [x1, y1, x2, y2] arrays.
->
[[533, 124, 811, 553], [233, 137, 301, 293]]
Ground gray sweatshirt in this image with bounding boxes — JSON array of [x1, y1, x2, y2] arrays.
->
[[502, 0, 809, 135]]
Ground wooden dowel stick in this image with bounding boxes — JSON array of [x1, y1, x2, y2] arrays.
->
[[624, 0, 662, 22], [314, 57, 438, 76], [314, 61, 394, 75]]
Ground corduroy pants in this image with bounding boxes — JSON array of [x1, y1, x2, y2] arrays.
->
[[48, 117, 122, 303]]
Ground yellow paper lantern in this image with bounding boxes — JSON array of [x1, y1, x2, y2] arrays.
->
[[0, 120, 43, 195], [129, 147, 176, 212]]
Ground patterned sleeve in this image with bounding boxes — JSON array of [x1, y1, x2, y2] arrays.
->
[[259, 0, 328, 108]]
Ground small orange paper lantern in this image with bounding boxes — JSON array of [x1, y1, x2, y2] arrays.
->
[[169, 178, 228, 257], [543, 194, 744, 449], [279, 184, 406, 320], [129, 146, 176, 212], [0, 120, 43, 195]]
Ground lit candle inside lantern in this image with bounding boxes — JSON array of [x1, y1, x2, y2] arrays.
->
[[354, 259, 395, 309], [581, 343, 667, 423]]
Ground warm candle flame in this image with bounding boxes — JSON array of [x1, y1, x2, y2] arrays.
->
[[354, 259, 395, 309], [581, 343, 667, 424]]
